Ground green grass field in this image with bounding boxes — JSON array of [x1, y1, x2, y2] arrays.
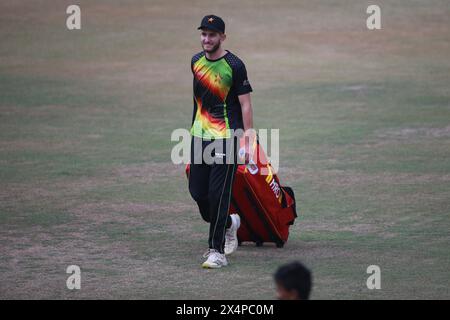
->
[[1, 0, 449, 299]]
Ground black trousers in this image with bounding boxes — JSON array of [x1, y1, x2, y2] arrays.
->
[[188, 136, 238, 254]]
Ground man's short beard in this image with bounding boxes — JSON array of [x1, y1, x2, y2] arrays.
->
[[203, 42, 221, 54]]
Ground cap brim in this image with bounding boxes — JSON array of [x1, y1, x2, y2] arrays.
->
[[197, 25, 223, 33]]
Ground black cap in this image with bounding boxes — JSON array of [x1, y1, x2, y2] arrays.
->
[[197, 15, 225, 34]]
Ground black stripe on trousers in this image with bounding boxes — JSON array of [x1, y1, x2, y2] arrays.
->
[[209, 160, 237, 253]]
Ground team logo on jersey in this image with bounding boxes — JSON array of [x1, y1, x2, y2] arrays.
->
[[214, 73, 222, 84]]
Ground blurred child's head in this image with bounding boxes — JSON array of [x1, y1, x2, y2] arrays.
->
[[274, 261, 312, 300]]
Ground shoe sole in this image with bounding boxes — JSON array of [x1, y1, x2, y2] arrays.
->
[[225, 216, 240, 255], [202, 263, 227, 269], [225, 234, 238, 255]]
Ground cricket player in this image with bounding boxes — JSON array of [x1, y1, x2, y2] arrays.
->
[[188, 15, 254, 268]]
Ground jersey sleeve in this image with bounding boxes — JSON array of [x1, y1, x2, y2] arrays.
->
[[233, 63, 253, 96], [191, 51, 204, 74]]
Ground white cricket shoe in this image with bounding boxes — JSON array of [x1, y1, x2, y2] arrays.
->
[[224, 213, 241, 255], [202, 249, 228, 269]]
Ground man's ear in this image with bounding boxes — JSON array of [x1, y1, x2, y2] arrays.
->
[[221, 33, 227, 41]]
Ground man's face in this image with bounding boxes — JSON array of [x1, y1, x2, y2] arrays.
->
[[200, 29, 225, 53], [276, 284, 300, 300]]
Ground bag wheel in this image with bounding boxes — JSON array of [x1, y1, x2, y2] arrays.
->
[[238, 240, 242, 246], [276, 242, 284, 248], [256, 241, 263, 247]]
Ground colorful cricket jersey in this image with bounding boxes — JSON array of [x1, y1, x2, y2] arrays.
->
[[190, 50, 253, 139]]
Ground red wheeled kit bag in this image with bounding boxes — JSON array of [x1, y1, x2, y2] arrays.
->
[[185, 137, 298, 248]]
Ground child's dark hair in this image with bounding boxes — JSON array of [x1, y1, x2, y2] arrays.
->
[[274, 261, 312, 300]]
